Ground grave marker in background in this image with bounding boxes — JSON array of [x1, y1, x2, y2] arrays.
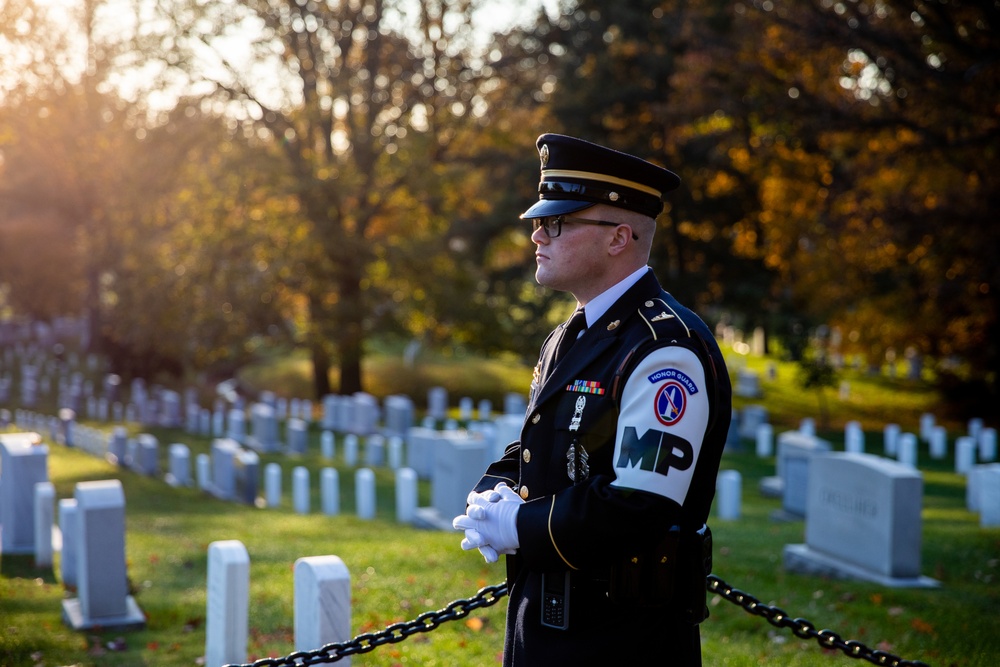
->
[[62, 480, 146, 630], [0, 432, 49, 555], [294, 555, 351, 661], [205, 540, 250, 667], [784, 452, 937, 588]]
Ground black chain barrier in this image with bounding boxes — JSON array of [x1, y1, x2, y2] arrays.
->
[[705, 576, 931, 667], [225, 576, 930, 667]]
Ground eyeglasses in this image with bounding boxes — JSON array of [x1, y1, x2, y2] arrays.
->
[[531, 215, 639, 241]]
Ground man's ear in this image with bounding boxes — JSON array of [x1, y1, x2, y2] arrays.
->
[[607, 224, 633, 256]]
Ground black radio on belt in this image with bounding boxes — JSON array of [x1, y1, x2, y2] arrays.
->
[[540, 571, 571, 629]]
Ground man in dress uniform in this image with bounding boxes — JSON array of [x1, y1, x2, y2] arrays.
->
[[453, 133, 732, 666]]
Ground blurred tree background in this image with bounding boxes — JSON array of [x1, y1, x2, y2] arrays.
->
[[1, 0, 997, 413]]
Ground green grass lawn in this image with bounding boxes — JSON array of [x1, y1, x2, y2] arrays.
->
[[1, 347, 998, 666]]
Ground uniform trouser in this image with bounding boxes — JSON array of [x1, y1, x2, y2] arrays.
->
[[502, 569, 703, 667]]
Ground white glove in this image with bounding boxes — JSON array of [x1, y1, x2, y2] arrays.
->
[[453, 483, 524, 563]]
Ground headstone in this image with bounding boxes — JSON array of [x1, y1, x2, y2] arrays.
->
[[351, 393, 379, 435], [322, 395, 339, 430], [955, 436, 976, 474], [980, 427, 997, 462], [968, 417, 984, 444], [716, 470, 741, 520], [197, 453, 211, 490], [979, 467, 1000, 527], [355, 469, 376, 520], [234, 450, 259, 505], [321, 468, 340, 516], [294, 467, 310, 514], [167, 443, 192, 487], [62, 480, 146, 630], [929, 426, 947, 459], [136, 433, 159, 477], [897, 433, 918, 468], [287, 418, 308, 455], [209, 439, 240, 500], [388, 436, 404, 470], [739, 405, 768, 440], [294, 555, 351, 659], [919, 413, 935, 442], [248, 403, 279, 452], [34, 482, 55, 568], [734, 369, 762, 398], [383, 395, 414, 438], [59, 498, 78, 587], [799, 417, 815, 437], [967, 463, 1000, 512], [321, 430, 335, 459], [414, 432, 490, 530], [0, 432, 49, 554], [503, 393, 526, 416], [212, 409, 225, 437], [776, 431, 831, 518], [844, 421, 865, 454], [883, 423, 900, 456], [226, 408, 246, 444], [755, 422, 773, 458], [107, 426, 128, 466], [784, 452, 937, 587], [344, 434, 359, 467], [477, 399, 493, 421], [459, 397, 474, 421], [265, 463, 282, 508], [205, 540, 249, 667], [427, 386, 448, 421], [365, 434, 385, 467], [396, 468, 418, 523]]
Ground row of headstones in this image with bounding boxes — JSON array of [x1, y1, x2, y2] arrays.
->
[[10, 403, 524, 531], [0, 433, 145, 631], [735, 404, 997, 462]]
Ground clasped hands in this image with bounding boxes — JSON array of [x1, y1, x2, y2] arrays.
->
[[452, 483, 524, 563]]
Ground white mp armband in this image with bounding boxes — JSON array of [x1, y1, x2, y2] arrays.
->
[[610, 345, 710, 503]]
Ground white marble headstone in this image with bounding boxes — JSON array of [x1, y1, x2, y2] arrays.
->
[[205, 540, 249, 667], [294, 555, 351, 661], [62, 479, 146, 630], [784, 452, 936, 587], [396, 468, 418, 523], [0, 432, 49, 554]]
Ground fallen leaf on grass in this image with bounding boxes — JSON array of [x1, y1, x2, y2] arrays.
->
[[465, 617, 485, 632], [911, 618, 935, 634]]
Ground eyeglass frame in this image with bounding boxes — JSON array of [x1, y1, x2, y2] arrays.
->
[[531, 215, 639, 241]]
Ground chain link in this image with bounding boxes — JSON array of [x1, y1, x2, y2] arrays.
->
[[225, 576, 931, 667], [706, 575, 931, 667]]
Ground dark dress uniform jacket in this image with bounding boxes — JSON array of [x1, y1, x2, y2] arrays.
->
[[473, 269, 732, 666]]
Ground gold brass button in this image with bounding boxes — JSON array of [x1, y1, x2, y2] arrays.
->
[[522, 449, 531, 463], [519, 486, 529, 500], [531, 413, 541, 424]]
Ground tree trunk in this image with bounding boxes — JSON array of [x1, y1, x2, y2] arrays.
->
[[335, 262, 364, 395], [311, 341, 332, 400]]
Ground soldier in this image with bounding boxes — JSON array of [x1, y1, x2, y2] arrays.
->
[[454, 133, 732, 666]]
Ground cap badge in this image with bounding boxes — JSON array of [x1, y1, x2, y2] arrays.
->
[[608, 192, 619, 202], [539, 144, 550, 168]]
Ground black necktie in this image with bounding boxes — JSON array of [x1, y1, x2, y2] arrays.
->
[[553, 308, 587, 365]]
